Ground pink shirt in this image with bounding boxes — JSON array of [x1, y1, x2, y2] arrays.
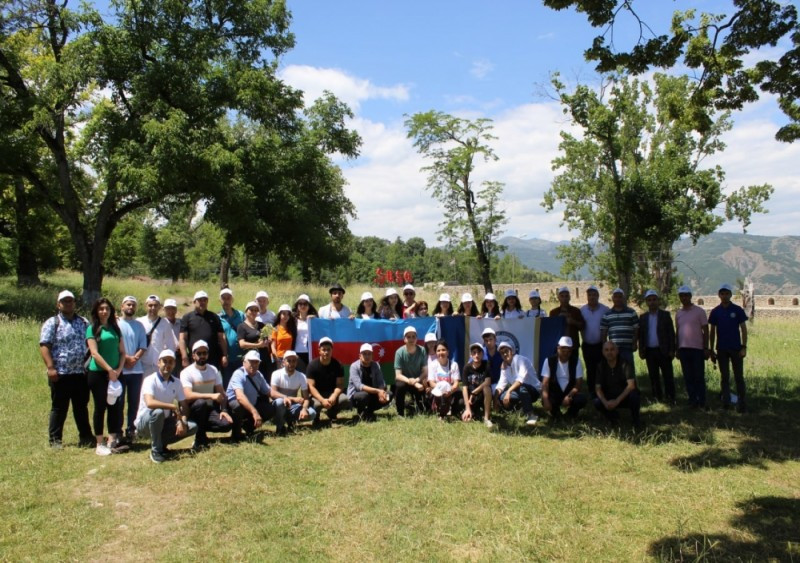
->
[[675, 305, 707, 350]]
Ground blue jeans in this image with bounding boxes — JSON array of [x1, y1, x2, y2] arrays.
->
[[499, 384, 539, 416], [119, 372, 144, 435], [273, 398, 317, 431], [679, 348, 707, 407], [136, 408, 197, 453]]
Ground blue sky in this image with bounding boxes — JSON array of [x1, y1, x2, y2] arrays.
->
[[276, 1, 800, 245]]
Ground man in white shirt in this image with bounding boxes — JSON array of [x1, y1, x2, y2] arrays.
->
[[541, 336, 587, 420], [162, 298, 182, 374], [135, 350, 197, 463], [317, 283, 352, 319], [180, 340, 233, 450], [271, 350, 316, 435], [255, 290, 276, 325], [495, 342, 540, 426]]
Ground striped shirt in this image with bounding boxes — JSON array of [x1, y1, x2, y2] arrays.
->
[[600, 307, 639, 349]]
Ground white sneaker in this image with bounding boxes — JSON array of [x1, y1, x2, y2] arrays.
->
[[525, 414, 538, 426], [484, 419, 494, 429], [95, 444, 112, 456]]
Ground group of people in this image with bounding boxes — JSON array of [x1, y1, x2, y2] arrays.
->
[[39, 281, 748, 462]]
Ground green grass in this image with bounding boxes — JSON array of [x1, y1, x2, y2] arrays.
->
[[1, 276, 799, 561]]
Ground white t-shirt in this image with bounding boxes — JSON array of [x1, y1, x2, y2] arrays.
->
[[258, 310, 276, 326], [502, 310, 525, 319], [318, 304, 352, 319], [541, 357, 584, 391], [138, 315, 179, 369], [497, 354, 540, 393], [295, 318, 309, 353], [428, 360, 460, 384], [135, 373, 185, 424], [180, 363, 223, 394], [271, 368, 308, 397]]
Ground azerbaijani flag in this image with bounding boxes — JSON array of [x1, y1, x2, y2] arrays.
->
[[309, 317, 437, 385]]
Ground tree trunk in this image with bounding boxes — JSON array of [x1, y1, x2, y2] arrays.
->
[[242, 252, 249, 281], [220, 243, 232, 286], [13, 178, 41, 286]]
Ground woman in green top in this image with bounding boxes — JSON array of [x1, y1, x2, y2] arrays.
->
[[85, 298, 126, 456]]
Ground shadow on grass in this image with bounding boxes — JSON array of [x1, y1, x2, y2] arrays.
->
[[648, 496, 800, 561]]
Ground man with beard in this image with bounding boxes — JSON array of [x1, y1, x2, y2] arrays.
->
[[180, 340, 233, 450], [179, 290, 228, 371], [118, 296, 147, 444], [318, 283, 352, 319]]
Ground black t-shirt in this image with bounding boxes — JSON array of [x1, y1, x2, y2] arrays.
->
[[236, 321, 269, 364], [180, 310, 224, 367], [462, 361, 490, 393], [596, 360, 633, 399], [306, 357, 343, 397]]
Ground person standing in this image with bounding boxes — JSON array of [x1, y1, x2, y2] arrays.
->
[[318, 283, 351, 319], [137, 294, 168, 379], [402, 284, 418, 318], [85, 298, 126, 456], [39, 290, 94, 449], [255, 290, 276, 326], [709, 283, 749, 413], [118, 296, 147, 443], [162, 298, 182, 372], [218, 287, 244, 389], [526, 290, 548, 318], [179, 290, 228, 371], [549, 287, 585, 358], [675, 285, 710, 409], [638, 290, 676, 403], [600, 288, 639, 367], [580, 285, 610, 398]]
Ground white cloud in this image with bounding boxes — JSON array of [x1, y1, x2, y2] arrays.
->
[[279, 65, 410, 111], [470, 58, 494, 80]]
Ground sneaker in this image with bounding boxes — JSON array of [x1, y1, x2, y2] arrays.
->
[[50, 440, 63, 450], [484, 419, 494, 429], [525, 414, 539, 426], [96, 444, 112, 456], [150, 450, 166, 464]]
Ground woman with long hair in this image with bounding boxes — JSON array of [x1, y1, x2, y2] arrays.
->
[[271, 305, 297, 371], [415, 301, 430, 317], [292, 294, 317, 368], [352, 292, 378, 319], [456, 292, 478, 317], [379, 288, 403, 320], [85, 298, 126, 456], [432, 293, 453, 317], [526, 290, 548, 318], [481, 293, 501, 319], [428, 340, 460, 419], [501, 289, 525, 319]]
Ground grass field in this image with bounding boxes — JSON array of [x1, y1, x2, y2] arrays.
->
[[1, 274, 798, 561]]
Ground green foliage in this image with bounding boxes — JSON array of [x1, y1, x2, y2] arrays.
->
[[543, 73, 772, 297], [405, 111, 508, 292], [543, 0, 800, 142]]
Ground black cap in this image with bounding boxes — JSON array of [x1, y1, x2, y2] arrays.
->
[[329, 283, 346, 294]]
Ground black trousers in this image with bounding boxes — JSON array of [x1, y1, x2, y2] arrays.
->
[[394, 380, 428, 415], [593, 389, 641, 425], [189, 399, 233, 443], [230, 396, 275, 436], [582, 342, 603, 397], [87, 370, 123, 436], [643, 348, 675, 401], [546, 382, 587, 419], [48, 373, 94, 444], [351, 391, 388, 416]]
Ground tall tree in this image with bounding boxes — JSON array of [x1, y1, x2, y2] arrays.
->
[[543, 0, 800, 142], [0, 0, 304, 304], [543, 73, 773, 296], [405, 111, 507, 294]]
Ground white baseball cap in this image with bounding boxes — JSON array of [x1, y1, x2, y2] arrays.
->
[[360, 291, 374, 301], [278, 304, 292, 313], [402, 284, 415, 293], [122, 295, 137, 304], [719, 283, 734, 293], [57, 290, 74, 302], [295, 294, 311, 304], [319, 337, 334, 347], [403, 325, 417, 336], [587, 285, 600, 293], [558, 336, 574, 348], [192, 340, 209, 352], [164, 298, 178, 308], [256, 291, 269, 299], [283, 350, 298, 359], [146, 294, 161, 303], [158, 349, 176, 360], [245, 301, 259, 311], [484, 293, 496, 302], [193, 290, 209, 300], [438, 293, 451, 302], [504, 289, 517, 298], [498, 341, 513, 351], [424, 332, 438, 343], [219, 288, 233, 297], [385, 288, 398, 297], [528, 290, 540, 299], [612, 288, 625, 296], [557, 286, 570, 294], [469, 342, 484, 352], [481, 327, 496, 337], [678, 285, 692, 294], [106, 380, 123, 405], [359, 343, 373, 353], [461, 292, 473, 302], [243, 350, 261, 362], [644, 289, 658, 298]]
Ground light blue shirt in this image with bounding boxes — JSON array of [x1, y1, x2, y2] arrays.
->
[[119, 318, 147, 374], [227, 366, 271, 405]]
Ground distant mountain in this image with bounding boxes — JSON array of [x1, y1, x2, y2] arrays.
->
[[500, 233, 800, 294]]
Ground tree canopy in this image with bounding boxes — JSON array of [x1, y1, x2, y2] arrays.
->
[[543, 0, 800, 142]]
